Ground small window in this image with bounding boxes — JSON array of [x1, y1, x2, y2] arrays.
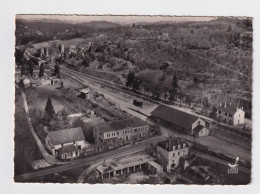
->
[[218, 111, 221, 114], [117, 132, 119, 135], [173, 153, 175, 157], [178, 152, 180, 156], [198, 121, 201, 125], [225, 113, 227, 116]]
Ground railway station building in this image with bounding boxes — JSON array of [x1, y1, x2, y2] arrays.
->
[[151, 105, 209, 137]]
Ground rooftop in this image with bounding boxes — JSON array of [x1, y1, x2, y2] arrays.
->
[[95, 118, 147, 132], [217, 102, 243, 113], [151, 105, 198, 129], [58, 144, 77, 154], [80, 88, 90, 93], [47, 127, 85, 145], [96, 154, 154, 174], [157, 138, 188, 152]]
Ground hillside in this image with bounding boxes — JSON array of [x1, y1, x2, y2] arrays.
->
[[15, 17, 253, 117]]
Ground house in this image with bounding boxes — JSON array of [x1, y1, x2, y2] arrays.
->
[[80, 88, 91, 99], [45, 127, 86, 159], [216, 102, 245, 125], [94, 118, 149, 144], [157, 138, 189, 172], [150, 105, 209, 137]]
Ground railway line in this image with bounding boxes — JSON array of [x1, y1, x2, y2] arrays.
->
[[49, 64, 161, 106]]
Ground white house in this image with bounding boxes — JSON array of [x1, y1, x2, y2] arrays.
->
[[157, 138, 189, 172], [45, 127, 86, 159], [216, 102, 245, 125]]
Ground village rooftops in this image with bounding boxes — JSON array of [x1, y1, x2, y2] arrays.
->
[[150, 105, 198, 129], [218, 102, 243, 113], [157, 138, 188, 152], [95, 118, 147, 133], [47, 127, 85, 145]]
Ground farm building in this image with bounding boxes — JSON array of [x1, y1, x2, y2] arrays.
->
[[216, 102, 245, 125], [157, 138, 189, 172], [150, 105, 209, 137], [45, 127, 86, 159]]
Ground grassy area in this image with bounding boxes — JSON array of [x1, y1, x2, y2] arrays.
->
[[14, 89, 43, 176], [29, 166, 88, 183]]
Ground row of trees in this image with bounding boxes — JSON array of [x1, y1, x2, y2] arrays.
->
[[125, 70, 185, 105]]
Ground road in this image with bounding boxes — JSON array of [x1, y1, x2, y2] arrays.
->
[[15, 135, 166, 182]]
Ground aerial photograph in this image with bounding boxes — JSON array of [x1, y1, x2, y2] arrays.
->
[[14, 15, 252, 184]]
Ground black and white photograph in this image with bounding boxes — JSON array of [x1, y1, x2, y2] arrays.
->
[[13, 14, 253, 185]]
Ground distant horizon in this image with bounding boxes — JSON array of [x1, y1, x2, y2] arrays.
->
[[16, 15, 217, 25]]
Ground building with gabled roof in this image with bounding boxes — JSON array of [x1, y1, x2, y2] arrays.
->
[[45, 127, 86, 158], [157, 137, 189, 172], [150, 105, 209, 137], [216, 102, 245, 125]]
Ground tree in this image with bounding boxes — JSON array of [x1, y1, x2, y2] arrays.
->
[[21, 63, 26, 76], [72, 118, 95, 144], [164, 88, 168, 101], [172, 74, 178, 91], [170, 74, 178, 102], [169, 90, 174, 103], [45, 97, 55, 119], [53, 64, 60, 78], [193, 76, 199, 84], [39, 63, 44, 78], [133, 78, 141, 91], [126, 71, 135, 88], [28, 60, 34, 76]]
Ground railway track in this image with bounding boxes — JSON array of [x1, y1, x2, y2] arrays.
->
[[49, 64, 161, 106]]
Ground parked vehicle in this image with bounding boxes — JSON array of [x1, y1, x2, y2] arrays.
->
[[133, 99, 143, 107]]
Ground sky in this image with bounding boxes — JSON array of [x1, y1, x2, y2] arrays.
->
[[16, 15, 215, 24]]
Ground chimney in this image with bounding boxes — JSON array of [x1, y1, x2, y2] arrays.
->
[[242, 107, 243, 110], [220, 103, 222, 106], [236, 107, 238, 111], [224, 102, 226, 107]]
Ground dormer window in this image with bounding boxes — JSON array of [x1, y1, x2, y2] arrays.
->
[[172, 146, 176, 150], [183, 144, 186, 148]]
